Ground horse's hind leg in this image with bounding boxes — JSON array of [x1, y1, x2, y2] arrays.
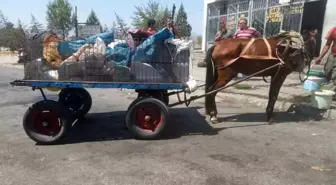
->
[[207, 68, 236, 124], [266, 73, 287, 124]]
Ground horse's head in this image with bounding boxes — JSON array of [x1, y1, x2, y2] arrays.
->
[[275, 30, 315, 72]]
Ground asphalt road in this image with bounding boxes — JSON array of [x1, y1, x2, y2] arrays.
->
[[0, 66, 335, 185]]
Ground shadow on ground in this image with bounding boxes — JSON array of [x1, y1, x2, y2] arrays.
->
[[59, 106, 225, 145], [219, 111, 323, 124]]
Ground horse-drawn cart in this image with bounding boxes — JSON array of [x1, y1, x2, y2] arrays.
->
[[10, 29, 315, 144]]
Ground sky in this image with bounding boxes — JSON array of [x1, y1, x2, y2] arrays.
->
[[0, 0, 204, 35]]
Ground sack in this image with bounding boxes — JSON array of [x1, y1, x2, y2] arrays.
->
[[86, 32, 114, 45], [24, 58, 58, 80]]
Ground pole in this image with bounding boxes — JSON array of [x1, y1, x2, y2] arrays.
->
[[75, 6, 78, 38]]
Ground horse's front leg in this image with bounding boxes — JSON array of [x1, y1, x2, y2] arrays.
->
[[208, 74, 236, 124], [266, 73, 287, 124]]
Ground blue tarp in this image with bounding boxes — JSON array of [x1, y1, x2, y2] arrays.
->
[[132, 28, 173, 63], [56, 28, 173, 67], [56, 31, 115, 59]]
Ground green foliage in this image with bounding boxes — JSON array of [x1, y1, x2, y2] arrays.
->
[[174, 3, 192, 38], [46, 0, 73, 39], [196, 36, 202, 45], [103, 24, 109, 32], [0, 11, 26, 51], [86, 9, 100, 25], [131, 0, 171, 30], [114, 12, 129, 39], [30, 14, 44, 35]]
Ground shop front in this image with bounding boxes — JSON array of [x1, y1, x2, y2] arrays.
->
[[202, 0, 328, 54]]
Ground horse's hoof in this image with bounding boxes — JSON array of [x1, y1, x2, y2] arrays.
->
[[210, 116, 218, 124], [267, 117, 276, 125]]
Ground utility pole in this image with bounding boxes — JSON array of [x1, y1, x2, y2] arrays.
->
[[75, 6, 79, 38]]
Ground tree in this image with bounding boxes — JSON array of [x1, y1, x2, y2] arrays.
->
[[86, 9, 103, 33], [30, 14, 43, 35], [131, 0, 171, 30], [103, 24, 109, 32], [46, 0, 73, 39], [86, 9, 100, 25], [0, 11, 25, 51], [114, 12, 129, 39], [196, 36, 202, 46], [111, 21, 117, 32], [174, 3, 192, 38], [0, 10, 13, 29]]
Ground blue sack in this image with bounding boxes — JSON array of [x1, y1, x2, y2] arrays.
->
[[132, 28, 173, 63], [107, 46, 132, 67], [86, 31, 114, 45], [57, 41, 85, 59]]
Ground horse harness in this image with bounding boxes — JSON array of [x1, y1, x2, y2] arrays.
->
[[216, 38, 287, 70]]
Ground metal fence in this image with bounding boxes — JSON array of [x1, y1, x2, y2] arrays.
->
[[206, 0, 305, 46], [22, 32, 191, 84]]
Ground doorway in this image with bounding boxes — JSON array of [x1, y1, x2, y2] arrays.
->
[[301, 0, 327, 57]]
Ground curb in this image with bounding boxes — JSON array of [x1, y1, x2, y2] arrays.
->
[[0, 63, 24, 69]]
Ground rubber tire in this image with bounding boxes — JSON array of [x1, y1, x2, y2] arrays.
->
[[126, 92, 169, 112], [137, 91, 169, 105], [126, 97, 169, 140], [58, 88, 92, 118], [23, 100, 71, 145]]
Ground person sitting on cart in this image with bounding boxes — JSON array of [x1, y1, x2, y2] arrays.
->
[[233, 17, 261, 39], [215, 20, 232, 42], [144, 19, 157, 36]]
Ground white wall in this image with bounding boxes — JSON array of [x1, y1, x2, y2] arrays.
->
[[320, 0, 336, 56], [202, 0, 221, 52]]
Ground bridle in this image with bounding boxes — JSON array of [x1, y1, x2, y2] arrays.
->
[[267, 33, 312, 83]]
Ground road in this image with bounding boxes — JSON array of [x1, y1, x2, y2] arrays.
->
[[0, 66, 335, 185]]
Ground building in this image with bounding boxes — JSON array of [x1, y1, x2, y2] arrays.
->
[[202, 0, 335, 56]]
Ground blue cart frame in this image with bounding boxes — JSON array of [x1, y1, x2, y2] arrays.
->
[[10, 79, 191, 144]]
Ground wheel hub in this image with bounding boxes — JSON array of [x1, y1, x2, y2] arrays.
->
[[135, 106, 162, 132], [42, 122, 49, 127], [33, 111, 61, 135]]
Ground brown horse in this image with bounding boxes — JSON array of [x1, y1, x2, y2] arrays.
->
[[204, 31, 315, 124]]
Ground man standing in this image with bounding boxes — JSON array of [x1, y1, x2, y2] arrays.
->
[[233, 18, 260, 39], [316, 26, 336, 83]]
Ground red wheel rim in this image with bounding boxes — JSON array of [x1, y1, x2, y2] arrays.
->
[[135, 104, 162, 132], [31, 110, 61, 136]]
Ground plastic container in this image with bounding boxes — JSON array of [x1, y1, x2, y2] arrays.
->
[[303, 75, 326, 91], [310, 90, 335, 109]]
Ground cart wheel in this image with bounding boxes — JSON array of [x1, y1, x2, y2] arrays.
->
[[126, 97, 169, 140], [23, 100, 71, 145], [136, 91, 169, 105], [58, 88, 92, 118]]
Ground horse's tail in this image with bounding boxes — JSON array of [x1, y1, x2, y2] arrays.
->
[[205, 45, 216, 115]]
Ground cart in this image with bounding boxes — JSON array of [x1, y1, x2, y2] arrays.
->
[[10, 30, 283, 145], [9, 29, 202, 144]]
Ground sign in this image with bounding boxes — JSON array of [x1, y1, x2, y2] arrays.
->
[[268, 7, 282, 23], [78, 24, 101, 38]]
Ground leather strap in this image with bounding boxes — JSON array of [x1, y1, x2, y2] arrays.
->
[[217, 38, 283, 70]]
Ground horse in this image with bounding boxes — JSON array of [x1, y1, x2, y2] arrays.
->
[[204, 31, 316, 124]]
